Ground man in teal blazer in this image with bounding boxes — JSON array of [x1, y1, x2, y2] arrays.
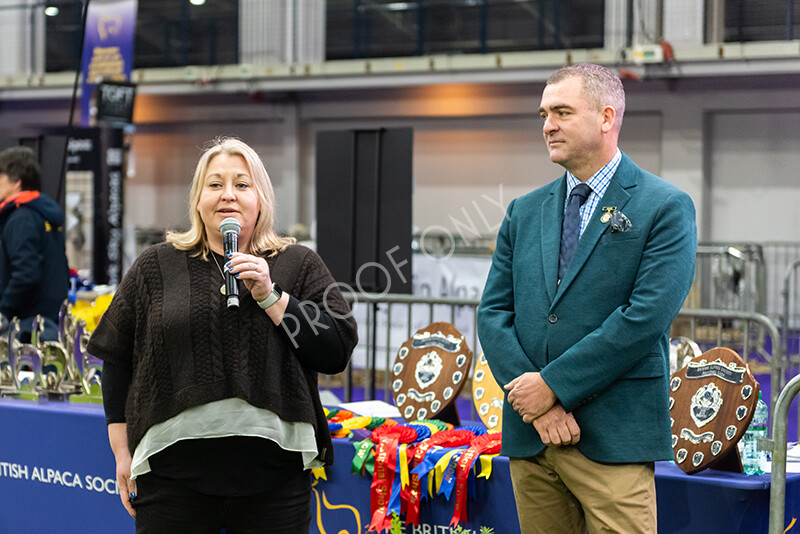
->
[[478, 64, 696, 533]]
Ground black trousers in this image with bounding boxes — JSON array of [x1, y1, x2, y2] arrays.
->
[[134, 469, 312, 534]]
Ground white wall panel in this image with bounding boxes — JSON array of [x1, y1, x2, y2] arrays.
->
[[709, 111, 800, 242], [127, 120, 289, 233], [663, 0, 705, 45], [0, 1, 30, 76]]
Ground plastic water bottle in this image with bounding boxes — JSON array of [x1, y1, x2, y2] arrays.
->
[[742, 392, 769, 475]]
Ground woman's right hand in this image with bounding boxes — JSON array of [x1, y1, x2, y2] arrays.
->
[[115, 449, 137, 518], [108, 423, 137, 518]]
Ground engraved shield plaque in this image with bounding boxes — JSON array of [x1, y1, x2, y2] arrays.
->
[[392, 322, 472, 422], [471, 352, 504, 432], [670, 347, 759, 474]]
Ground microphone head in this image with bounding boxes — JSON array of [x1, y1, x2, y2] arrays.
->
[[219, 217, 241, 236]]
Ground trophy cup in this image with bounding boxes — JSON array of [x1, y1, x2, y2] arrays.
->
[[57, 301, 83, 394], [69, 319, 103, 404], [0, 318, 12, 391], [1, 318, 45, 401], [31, 315, 76, 397]]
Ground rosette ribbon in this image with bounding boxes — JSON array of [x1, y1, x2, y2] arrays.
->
[[403, 429, 475, 525], [332, 415, 372, 438], [330, 409, 353, 422], [368, 425, 417, 532], [352, 438, 374, 475], [437, 450, 463, 499], [450, 432, 502, 527], [385, 444, 412, 520]]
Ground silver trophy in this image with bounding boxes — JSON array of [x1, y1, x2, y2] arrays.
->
[[0, 318, 44, 401], [57, 301, 83, 393], [32, 315, 75, 396], [69, 318, 103, 404], [0, 317, 12, 391]]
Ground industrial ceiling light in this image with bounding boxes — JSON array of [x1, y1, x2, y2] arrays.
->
[[44, 6, 59, 16], [190, 0, 206, 5]]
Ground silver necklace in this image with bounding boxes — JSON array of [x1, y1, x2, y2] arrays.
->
[[211, 252, 227, 295]]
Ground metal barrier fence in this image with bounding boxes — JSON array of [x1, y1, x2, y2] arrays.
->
[[338, 293, 788, 436], [694, 244, 766, 314], [340, 292, 481, 415], [672, 309, 786, 427], [614, 242, 800, 328], [763, 242, 800, 328]]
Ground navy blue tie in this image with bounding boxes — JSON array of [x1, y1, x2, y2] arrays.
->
[[558, 183, 592, 282]]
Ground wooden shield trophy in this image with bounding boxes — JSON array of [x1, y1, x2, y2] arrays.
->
[[391, 322, 472, 425], [670, 347, 760, 474], [472, 352, 504, 432]]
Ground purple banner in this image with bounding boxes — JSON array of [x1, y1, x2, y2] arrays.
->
[[80, 0, 138, 126]]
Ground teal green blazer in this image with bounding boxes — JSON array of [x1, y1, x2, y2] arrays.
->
[[477, 153, 697, 463]]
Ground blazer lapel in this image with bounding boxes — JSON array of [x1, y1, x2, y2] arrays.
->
[[541, 177, 566, 303], [552, 156, 638, 306]]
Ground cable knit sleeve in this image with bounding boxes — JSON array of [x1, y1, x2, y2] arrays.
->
[[87, 246, 155, 368], [277, 246, 358, 374]]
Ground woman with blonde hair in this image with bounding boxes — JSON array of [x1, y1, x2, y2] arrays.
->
[[89, 137, 357, 533]]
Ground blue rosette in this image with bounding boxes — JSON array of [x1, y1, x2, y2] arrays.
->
[[408, 423, 432, 442], [328, 422, 343, 432]]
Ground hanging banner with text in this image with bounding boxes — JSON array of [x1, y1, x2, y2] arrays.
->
[[80, 0, 138, 126]]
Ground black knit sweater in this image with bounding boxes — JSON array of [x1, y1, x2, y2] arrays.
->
[[87, 242, 358, 465]]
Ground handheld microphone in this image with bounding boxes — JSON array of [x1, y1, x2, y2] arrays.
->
[[219, 217, 241, 308]]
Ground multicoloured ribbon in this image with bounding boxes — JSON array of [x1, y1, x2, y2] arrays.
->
[[403, 429, 475, 525], [450, 432, 502, 527]]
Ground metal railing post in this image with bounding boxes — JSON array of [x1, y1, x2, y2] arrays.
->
[[781, 259, 800, 441], [766, 374, 800, 534], [781, 259, 800, 361]]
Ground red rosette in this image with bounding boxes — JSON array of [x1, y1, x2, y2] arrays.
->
[[469, 432, 502, 454], [428, 429, 475, 448], [371, 424, 417, 444]]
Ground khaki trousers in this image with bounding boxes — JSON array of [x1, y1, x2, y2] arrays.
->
[[509, 446, 656, 534]]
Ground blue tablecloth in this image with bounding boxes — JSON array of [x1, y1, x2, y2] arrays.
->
[[0, 399, 131, 533], [1, 398, 798, 533]]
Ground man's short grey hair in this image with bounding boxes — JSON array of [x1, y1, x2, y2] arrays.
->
[[547, 63, 626, 131]]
